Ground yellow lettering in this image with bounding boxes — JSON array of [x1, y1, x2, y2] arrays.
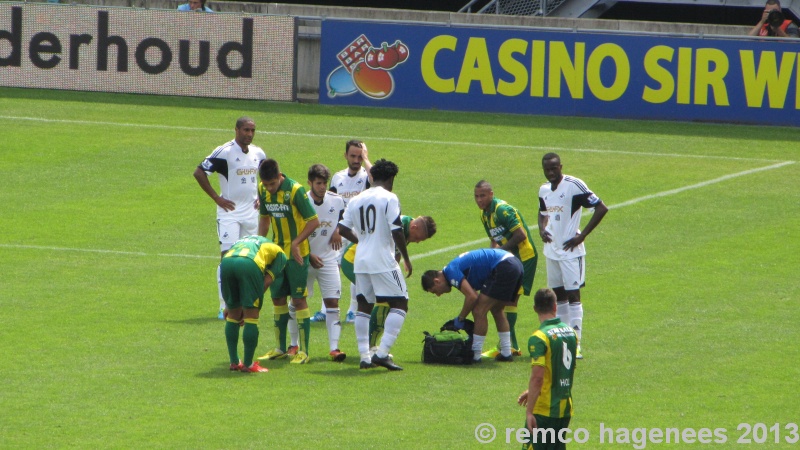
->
[[677, 47, 693, 104], [421, 35, 457, 93], [455, 37, 495, 94], [548, 41, 584, 99], [531, 40, 546, 97], [497, 39, 528, 97], [642, 46, 675, 104], [694, 48, 729, 106], [740, 50, 796, 108], [586, 43, 629, 101]]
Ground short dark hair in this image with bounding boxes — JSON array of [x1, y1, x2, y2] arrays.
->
[[765, 0, 780, 7], [370, 159, 399, 182], [308, 164, 331, 182], [421, 270, 440, 291], [533, 288, 557, 314], [420, 216, 437, 238], [259, 158, 280, 181], [475, 180, 492, 190], [542, 152, 560, 164], [345, 139, 364, 154], [236, 116, 254, 129]]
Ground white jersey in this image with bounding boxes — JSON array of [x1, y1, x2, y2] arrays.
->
[[538, 175, 602, 261], [339, 186, 401, 274], [199, 140, 266, 221], [329, 167, 369, 206], [308, 191, 345, 264]]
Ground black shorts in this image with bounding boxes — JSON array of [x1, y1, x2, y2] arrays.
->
[[482, 256, 523, 303]]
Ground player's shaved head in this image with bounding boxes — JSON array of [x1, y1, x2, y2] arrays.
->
[[236, 116, 255, 129], [475, 180, 492, 190], [542, 152, 561, 164]]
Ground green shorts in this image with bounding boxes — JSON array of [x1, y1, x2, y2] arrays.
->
[[341, 243, 357, 285], [270, 255, 310, 299], [220, 256, 265, 310], [520, 255, 538, 296], [521, 415, 571, 450]]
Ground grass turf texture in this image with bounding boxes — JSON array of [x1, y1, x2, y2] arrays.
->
[[1, 87, 798, 449]]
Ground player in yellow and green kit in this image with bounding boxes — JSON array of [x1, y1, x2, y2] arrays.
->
[[518, 289, 578, 450], [475, 180, 538, 357], [220, 235, 287, 373], [255, 159, 320, 365], [340, 215, 436, 352]]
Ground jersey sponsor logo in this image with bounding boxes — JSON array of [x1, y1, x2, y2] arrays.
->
[[236, 168, 258, 176], [340, 191, 361, 198], [546, 206, 564, 213], [263, 203, 291, 213], [319, 220, 334, 228], [547, 326, 576, 339], [489, 226, 506, 239]]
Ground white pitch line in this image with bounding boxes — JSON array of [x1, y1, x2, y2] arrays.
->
[[0, 115, 788, 163], [0, 243, 217, 260], [410, 160, 796, 261], [1, 161, 793, 262]]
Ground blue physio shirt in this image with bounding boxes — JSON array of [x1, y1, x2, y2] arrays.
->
[[442, 248, 514, 291]]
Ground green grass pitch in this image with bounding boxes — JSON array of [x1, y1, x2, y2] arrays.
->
[[1, 86, 798, 449]]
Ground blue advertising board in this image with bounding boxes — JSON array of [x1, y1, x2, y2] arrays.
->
[[319, 19, 800, 127]]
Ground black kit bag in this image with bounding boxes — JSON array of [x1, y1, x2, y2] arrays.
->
[[421, 318, 475, 365]]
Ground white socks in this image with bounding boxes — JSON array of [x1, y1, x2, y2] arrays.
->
[[377, 309, 406, 358], [557, 301, 570, 325], [325, 307, 341, 351], [472, 334, 486, 361], [569, 302, 583, 341], [498, 331, 512, 357], [355, 312, 371, 362]]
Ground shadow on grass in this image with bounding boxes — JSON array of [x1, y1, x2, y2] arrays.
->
[[166, 317, 220, 326], [3, 87, 794, 139]]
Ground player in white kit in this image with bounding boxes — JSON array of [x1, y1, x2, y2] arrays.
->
[[193, 117, 266, 319], [338, 159, 411, 371], [305, 164, 347, 361], [326, 139, 372, 324], [538, 152, 608, 359]]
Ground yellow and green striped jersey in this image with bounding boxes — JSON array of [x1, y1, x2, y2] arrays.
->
[[528, 318, 578, 418], [258, 176, 318, 257], [223, 235, 287, 281], [480, 198, 537, 262]]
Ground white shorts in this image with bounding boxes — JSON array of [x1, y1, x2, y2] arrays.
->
[[546, 257, 586, 291], [217, 217, 258, 251], [354, 269, 408, 304], [307, 260, 342, 300]]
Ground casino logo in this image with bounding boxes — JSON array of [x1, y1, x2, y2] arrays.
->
[[326, 34, 409, 100]]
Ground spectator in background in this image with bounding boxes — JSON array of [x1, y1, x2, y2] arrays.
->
[[748, 0, 798, 37], [178, 0, 213, 12]]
